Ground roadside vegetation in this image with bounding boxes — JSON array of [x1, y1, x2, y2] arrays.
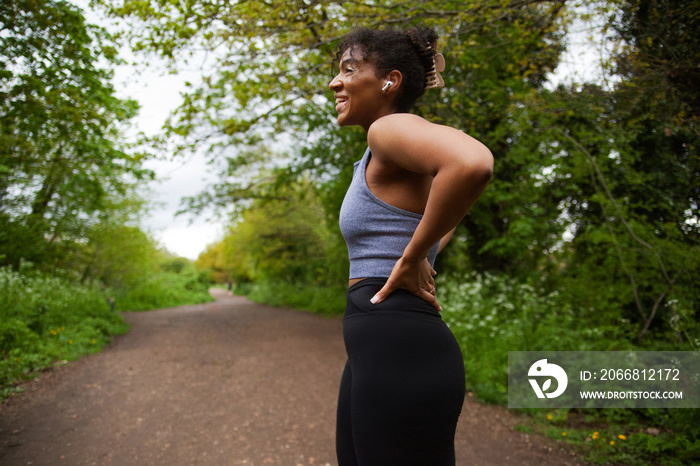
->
[[0, 265, 128, 399]]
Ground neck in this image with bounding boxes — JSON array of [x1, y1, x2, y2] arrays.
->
[[362, 107, 400, 132]]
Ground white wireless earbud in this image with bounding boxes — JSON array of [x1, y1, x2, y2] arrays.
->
[[381, 81, 394, 92]]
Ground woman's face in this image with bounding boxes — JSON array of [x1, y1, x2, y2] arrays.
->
[[329, 47, 392, 131]]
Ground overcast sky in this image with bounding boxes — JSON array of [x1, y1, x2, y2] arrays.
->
[[113, 67, 223, 260], [72, 0, 223, 260]]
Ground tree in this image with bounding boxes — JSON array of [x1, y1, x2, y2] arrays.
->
[[80, 222, 159, 289], [598, 0, 699, 342], [500, 0, 700, 343], [0, 0, 152, 269], [200, 174, 347, 288], [195, 241, 230, 284]]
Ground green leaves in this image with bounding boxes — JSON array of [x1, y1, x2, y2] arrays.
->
[[0, 265, 129, 395], [94, 0, 571, 169], [0, 0, 152, 268], [215, 177, 346, 286]]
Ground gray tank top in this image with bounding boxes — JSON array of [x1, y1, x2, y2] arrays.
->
[[339, 147, 439, 279]]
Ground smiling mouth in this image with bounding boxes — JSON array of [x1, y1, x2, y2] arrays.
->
[[335, 97, 348, 113]]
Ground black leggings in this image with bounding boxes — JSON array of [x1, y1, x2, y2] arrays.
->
[[336, 278, 466, 466]]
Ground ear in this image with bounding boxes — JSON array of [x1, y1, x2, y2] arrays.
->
[[383, 70, 403, 95]]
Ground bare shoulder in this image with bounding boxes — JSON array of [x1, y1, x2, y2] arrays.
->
[[369, 112, 428, 129], [367, 113, 492, 175], [368, 113, 438, 141]]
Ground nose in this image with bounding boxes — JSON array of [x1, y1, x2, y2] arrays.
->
[[329, 73, 342, 91]]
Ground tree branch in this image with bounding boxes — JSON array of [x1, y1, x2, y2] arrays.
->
[[557, 129, 674, 286]]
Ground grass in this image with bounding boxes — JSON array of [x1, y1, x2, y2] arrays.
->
[[114, 271, 213, 311], [234, 279, 346, 315], [0, 266, 129, 398], [519, 408, 700, 465]]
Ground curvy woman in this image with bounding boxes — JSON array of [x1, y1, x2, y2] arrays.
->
[[330, 27, 494, 465]]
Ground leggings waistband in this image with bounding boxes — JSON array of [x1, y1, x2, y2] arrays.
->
[[345, 278, 442, 320]]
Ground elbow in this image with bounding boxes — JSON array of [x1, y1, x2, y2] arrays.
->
[[478, 148, 494, 182], [464, 146, 494, 186]]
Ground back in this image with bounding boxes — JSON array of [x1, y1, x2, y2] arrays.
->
[[339, 147, 439, 279]]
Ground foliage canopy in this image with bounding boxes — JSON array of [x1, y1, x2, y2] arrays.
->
[[0, 0, 152, 269]]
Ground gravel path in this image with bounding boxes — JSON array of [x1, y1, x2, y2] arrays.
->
[[0, 289, 586, 465]]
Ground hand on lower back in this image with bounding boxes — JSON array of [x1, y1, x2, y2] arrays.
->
[[370, 256, 442, 312]]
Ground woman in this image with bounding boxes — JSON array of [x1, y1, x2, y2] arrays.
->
[[330, 27, 493, 465]]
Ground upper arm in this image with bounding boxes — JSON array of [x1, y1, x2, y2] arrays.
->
[[367, 114, 493, 178]]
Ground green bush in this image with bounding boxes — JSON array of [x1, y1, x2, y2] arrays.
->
[[0, 266, 129, 397], [240, 279, 346, 315], [439, 272, 626, 403], [114, 262, 213, 311], [0, 319, 41, 352], [531, 406, 700, 465]]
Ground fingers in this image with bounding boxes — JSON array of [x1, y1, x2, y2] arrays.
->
[[370, 257, 440, 309], [371, 282, 442, 312], [421, 290, 443, 312], [370, 282, 395, 304]]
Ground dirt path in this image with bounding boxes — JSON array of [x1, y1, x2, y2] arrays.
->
[[0, 290, 586, 465]]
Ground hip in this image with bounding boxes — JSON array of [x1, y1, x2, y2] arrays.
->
[[345, 278, 443, 321]]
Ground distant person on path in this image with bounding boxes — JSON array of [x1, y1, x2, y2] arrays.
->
[[227, 281, 233, 296], [329, 27, 493, 465]]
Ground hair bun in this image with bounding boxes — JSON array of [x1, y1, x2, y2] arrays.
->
[[406, 27, 439, 58], [406, 27, 442, 89]]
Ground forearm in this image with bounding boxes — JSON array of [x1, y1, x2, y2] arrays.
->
[[403, 163, 491, 261], [437, 227, 456, 254]]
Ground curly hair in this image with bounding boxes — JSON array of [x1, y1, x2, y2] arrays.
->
[[335, 27, 439, 112]]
